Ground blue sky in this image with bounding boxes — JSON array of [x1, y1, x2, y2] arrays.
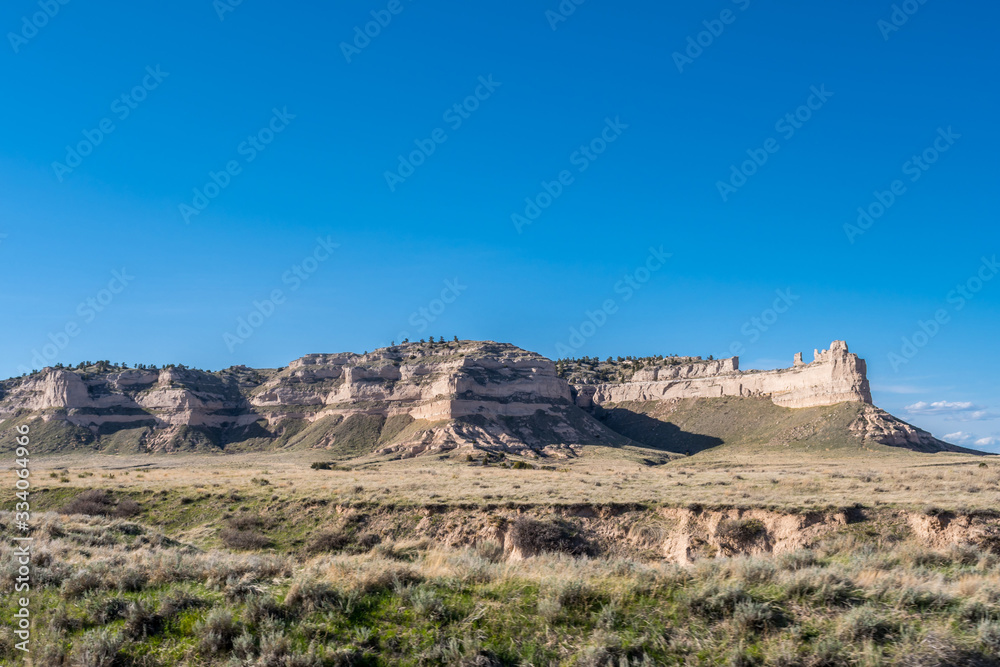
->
[[1, 0, 997, 450]]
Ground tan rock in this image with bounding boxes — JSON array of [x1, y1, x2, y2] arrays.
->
[[577, 340, 872, 410]]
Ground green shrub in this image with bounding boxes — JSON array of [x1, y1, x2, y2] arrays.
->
[[284, 579, 341, 614], [198, 609, 240, 655], [733, 599, 782, 633], [508, 517, 589, 557], [61, 490, 141, 518], [980, 620, 1000, 654], [409, 586, 447, 619], [716, 518, 767, 543], [784, 569, 858, 606], [839, 606, 898, 643], [220, 529, 272, 550], [71, 628, 125, 666], [687, 583, 753, 621], [306, 529, 350, 554]]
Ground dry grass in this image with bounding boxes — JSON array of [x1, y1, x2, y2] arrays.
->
[[17, 447, 999, 512], [3, 510, 1000, 665]]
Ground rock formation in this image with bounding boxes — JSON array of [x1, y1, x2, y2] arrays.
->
[[0, 339, 974, 456], [574, 341, 873, 410]]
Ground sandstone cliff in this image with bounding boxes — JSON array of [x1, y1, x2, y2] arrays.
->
[[0, 339, 972, 457], [0, 342, 623, 457], [573, 341, 872, 410]]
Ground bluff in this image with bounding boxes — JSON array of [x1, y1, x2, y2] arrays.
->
[[0, 342, 621, 457], [0, 339, 974, 457], [574, 341, 872, 409]]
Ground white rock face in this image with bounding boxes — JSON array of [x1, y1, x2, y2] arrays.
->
[[849, 404, 951, 451], [631, 357, 739, 382], [575, 341, 872, 410], [2, 339, 955, 455], [0, 341, 576, 439], [0, 366, 255, 431], [250, 342, 573, 425]]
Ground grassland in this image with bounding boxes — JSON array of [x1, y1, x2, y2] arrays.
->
[[4, 447, 1000, 665], [4, 508, 1000, 665], [16, 441, 1000, 513]]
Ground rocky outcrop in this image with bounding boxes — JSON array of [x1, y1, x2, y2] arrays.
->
[[575, 341, 873, 410], [849, 404, 961, 453], [0, 367, 254, 430], [630, 357, 739, 382], [0, 339, 969, 456], [248, 342, 574, 423], [0, 342, 617, 456]]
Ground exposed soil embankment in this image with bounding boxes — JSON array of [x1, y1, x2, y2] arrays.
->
[[309, 502, 1000, 565]]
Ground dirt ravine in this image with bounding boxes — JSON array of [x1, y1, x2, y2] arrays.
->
[[327, 503, 1000, 564]]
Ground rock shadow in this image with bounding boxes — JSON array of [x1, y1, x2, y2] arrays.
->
[[595, 407, 724, 454]]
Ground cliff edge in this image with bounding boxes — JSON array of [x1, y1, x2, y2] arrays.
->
[[573, 340, 872, 410], [0, 339, 977, 457]]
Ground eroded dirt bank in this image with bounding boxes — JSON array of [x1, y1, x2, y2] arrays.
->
[[291, 502, 1000, 564]]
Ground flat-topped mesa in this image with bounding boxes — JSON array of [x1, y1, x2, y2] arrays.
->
[[629, 357, 739, 382], [575, 340, 873, 410], [0, 366, 256, 436], [249, 341, 569, 424]]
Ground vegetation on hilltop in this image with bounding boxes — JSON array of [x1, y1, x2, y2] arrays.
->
[[556, 354, 716, 384]]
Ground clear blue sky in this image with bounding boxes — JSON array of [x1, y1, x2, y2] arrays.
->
[[1, 1, 997, 449]]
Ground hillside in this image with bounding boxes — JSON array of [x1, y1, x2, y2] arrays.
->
[[0, 340, 629, 458], [0, 339, 978, 458], [592, 397, 977, 456]]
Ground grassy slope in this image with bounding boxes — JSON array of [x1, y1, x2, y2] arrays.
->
[[0, 412, 97, 454], [595, 397, 883, 456]]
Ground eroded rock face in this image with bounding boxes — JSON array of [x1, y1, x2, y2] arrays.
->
[[248, 341, 572, 425], [0, 367, 254, 432], [575, 341, 873, 410], [849, 404, 955, 452], [0, 342, 595, 454], [0, 339, 961, 455]]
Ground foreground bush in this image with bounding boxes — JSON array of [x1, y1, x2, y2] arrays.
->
[[3, 511, 1000, 666]]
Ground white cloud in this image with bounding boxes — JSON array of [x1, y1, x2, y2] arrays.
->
[[907, 400, 976, 413], [905, 401, 999, 421], [943, 432, 1000, 451]]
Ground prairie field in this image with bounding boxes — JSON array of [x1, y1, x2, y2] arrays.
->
[[3, 449, 1000, 665], [17, 446, 1000, 512]]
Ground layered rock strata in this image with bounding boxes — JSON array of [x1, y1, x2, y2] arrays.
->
[[0, 339, 967, 456], [574, 341, 872, 410]]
